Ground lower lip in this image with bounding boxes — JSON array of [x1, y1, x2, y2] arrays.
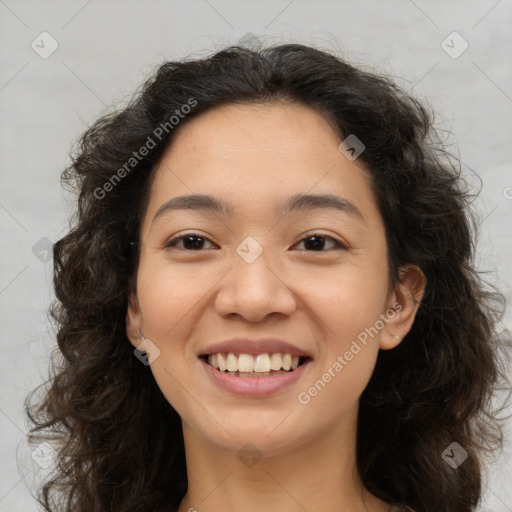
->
[[199, 357, 312, 397]]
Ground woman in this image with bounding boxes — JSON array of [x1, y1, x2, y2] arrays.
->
[[25, 43, 510, 512]]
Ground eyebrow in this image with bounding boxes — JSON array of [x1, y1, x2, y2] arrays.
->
[[151, 192, 364, 224]]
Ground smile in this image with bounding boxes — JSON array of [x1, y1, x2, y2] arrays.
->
[[202, 352, 308, 377], [199, 353, 312, 397]]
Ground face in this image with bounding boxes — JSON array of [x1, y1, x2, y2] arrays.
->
[[126, 101, 425, 457]]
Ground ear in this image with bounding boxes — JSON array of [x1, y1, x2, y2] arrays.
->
[[126, 289, 143, 349], [380, 264, 427, 350]]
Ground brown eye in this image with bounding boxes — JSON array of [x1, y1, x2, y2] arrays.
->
[[164, 234, 217, 251], [164, 232, 347, 252], [294, 234, 346, 251]]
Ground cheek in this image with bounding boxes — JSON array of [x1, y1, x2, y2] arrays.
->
[[136, 279, 200, 421], [136, 264, 198, 394], [137, 260, 204, 336], [299, 272, 385, 410], [298, 346, 378, 418], [302, 260, 389, 343], [297, 262, 387, 404]]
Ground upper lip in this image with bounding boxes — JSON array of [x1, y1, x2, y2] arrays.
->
[[198, 338, 313, 358]]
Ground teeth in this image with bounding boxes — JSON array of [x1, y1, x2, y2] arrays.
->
[[254, 354, 271, 372], [207, 352, 302, 372], [226, 353, 238, 371], [270, 353, 282, 370], [217, 353, 227, 372], [226, 370, 290, 378], [238, 353, 254, 372]]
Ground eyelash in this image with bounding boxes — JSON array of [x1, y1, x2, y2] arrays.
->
[[164, 232, 348, 252]]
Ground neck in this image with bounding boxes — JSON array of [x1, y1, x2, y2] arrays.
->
[[176, 406, 389, 512]]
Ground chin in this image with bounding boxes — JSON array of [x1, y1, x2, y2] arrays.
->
[[203, 419, 311, 456]]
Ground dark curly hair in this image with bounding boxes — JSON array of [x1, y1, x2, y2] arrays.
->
[[25, 42, 511, 512]]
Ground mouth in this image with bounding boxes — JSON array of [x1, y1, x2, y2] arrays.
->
[[198, 352, 312, 378]]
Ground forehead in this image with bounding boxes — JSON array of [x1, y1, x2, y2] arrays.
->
[[165, 101, 341, 161], [142, 102, 380, 230]]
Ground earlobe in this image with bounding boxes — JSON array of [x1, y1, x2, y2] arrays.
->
[[380, 264, 427, 350], [126, 291, 143, 349]]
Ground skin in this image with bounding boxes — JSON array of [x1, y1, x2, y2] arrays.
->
[[126, 101, 426, 512]]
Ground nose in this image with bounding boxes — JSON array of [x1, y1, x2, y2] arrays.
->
[[213, 248, 297, 323]]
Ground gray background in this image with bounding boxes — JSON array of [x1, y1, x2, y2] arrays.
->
[[1, 0, 511, 510]]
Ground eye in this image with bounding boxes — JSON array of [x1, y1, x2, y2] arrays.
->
[[293, 233, 347, 252], [164, 232, 347, 252], [164, 233, 217, 251]]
